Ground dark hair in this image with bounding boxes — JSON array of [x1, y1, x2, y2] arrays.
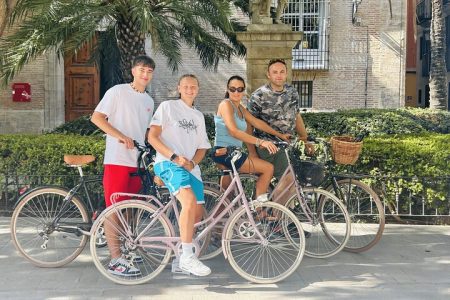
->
[[132, 55, 156, 69], [267, 58, 286, 70], [224, 75, 246, 98]]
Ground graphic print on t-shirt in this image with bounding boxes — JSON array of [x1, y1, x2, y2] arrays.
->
[[178, 119, 197, 134]]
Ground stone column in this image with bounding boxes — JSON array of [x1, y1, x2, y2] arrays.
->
[[43, 49, 65, 131], [236, 24, 302, 93]]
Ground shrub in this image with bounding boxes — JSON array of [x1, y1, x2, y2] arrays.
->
[[0, 134, 105, 176], [50, 115, 103, 136], [303, 108, 450, 137]]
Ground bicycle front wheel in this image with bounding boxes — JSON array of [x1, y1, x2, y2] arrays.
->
[[329, 179, 385, 253], [286, 187, 351, 258], [90, 200, 173, 285], [10, 187, 89, 267], [223, 202, 305, 283]]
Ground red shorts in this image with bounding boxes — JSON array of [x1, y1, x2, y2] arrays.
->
[[103, 164, 142, 207]]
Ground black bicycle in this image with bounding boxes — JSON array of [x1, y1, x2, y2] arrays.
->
[[298, 136, 385, 253], [10, 154, 105, 267]]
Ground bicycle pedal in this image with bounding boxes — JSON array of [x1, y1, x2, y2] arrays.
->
[[171, 258, 190, 275]]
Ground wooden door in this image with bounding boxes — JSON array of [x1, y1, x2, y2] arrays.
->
[[64, 42, 100, 121]]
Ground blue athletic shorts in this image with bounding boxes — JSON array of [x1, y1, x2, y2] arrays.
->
[[153, 161, 205, 204], [210, 146, 247, 171]]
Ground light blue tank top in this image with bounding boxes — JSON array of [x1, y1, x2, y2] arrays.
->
[[214, 100, 247, 147]]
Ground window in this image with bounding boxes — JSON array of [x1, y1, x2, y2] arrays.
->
[[420, 33, 430, 77], [281, 0, 330, 70], [293, 81, 313, 108], [418, 89, 422, 105]]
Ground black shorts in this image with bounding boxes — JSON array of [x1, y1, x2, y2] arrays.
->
[[211, 146, 247, 171]]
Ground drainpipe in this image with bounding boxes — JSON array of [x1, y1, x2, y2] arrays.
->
[[353, 1, 369, 108], [364, 25, 369, 108]]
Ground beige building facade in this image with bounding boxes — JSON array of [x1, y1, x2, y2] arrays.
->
[[0, 0, 408, 134]]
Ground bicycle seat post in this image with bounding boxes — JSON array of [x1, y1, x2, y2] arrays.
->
[[77, 166, 84, 178]]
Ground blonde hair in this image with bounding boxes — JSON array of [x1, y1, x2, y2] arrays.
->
[[178, 74, 199, 86]]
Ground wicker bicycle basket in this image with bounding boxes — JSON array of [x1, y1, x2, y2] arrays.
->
[[330, 136, 363, 165]]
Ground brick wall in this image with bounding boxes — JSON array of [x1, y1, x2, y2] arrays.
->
[[0, 21, 46, 133], [295, 0, 407, 110]]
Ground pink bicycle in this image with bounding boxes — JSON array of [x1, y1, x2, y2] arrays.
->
[[89, 149, 305, 285]]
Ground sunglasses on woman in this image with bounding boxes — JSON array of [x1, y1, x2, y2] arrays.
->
[[228, 87, 245, 93]]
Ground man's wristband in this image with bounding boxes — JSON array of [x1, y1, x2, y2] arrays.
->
[[170, 153, 178, 161], [190, 160, 197, 168]]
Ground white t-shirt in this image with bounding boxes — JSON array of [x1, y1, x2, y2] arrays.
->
[[150, 100, 211, 180], [94, 83, 154, 167]]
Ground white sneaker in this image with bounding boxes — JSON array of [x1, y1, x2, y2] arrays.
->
[[179, 254, 211, 276], [108, 257, 141, 277], [255, 193, 269, 203]]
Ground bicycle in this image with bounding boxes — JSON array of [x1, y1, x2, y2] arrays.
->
[[10, 155, 106, 267], [208, 140, 352, 259], [132, 141, 221, 259], [298, 136, 385, 253], [89, 148, 305, 285]]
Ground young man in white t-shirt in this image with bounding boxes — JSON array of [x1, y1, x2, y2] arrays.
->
[[148, 74, 212, 277], [91, 55, 155, 277]]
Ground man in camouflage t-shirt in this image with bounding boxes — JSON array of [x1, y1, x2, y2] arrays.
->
[[247, 58, 309, 180]]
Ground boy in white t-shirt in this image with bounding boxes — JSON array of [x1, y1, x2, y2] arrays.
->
[[148, 74, 212, 277], [91, 55, 155, 277]]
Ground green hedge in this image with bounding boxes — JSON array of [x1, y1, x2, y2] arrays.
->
[[303, 108, 450, 136], [51, 108, 450, 138], [0, 134, 105, 176], [3, 108, 449, 213]]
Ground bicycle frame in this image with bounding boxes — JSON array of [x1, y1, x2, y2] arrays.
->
[[108, 150, 270, 259], [52, 168, 101, 236], [269, 145, 315, 223]]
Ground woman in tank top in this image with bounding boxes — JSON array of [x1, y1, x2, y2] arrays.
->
[[211, 75, 290, 202]]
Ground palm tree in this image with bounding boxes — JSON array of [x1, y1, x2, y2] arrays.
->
[[0, 0, 10, 36], [0, 0, 246, 85], [429, 0, 448, 110]]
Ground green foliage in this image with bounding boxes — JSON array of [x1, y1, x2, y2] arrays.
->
[[355, 134, 450, 212], [303, 108, 450, 137], [0, 134, 105, 176], [50, 115, 103, 136], [0, 0, 247, 85]]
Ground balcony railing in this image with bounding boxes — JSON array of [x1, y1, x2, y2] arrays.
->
[[416, 0, 431, 25]]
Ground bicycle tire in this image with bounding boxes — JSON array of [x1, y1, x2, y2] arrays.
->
[[285, 187, 351, 258], [327, 179, 385, 253], [223, 202, 305, 283], [90, 200, 174, 285], [10, 187, 89, 267]]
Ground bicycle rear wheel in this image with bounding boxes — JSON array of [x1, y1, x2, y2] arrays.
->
[[285, 187, 351, 258], [90, 200, 173, 285], [223, 202, 305, 283], [328, 179, 385, 253], [10, 187, 89, 267]]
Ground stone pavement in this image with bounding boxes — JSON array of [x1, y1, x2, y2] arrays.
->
[[0, 218, 449, 300]]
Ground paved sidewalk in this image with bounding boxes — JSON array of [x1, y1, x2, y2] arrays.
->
[[1, 218, 449, 300]]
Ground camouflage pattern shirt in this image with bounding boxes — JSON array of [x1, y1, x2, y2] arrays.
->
[[248, 83, 300, 142]]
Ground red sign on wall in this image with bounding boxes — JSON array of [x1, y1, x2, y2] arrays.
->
[[12, 83, 31, 102]]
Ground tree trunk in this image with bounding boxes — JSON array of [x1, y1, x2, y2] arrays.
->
[[0, 0, 10, 36], [116, 11, 146, 83], [429, 0, 448, 110]]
